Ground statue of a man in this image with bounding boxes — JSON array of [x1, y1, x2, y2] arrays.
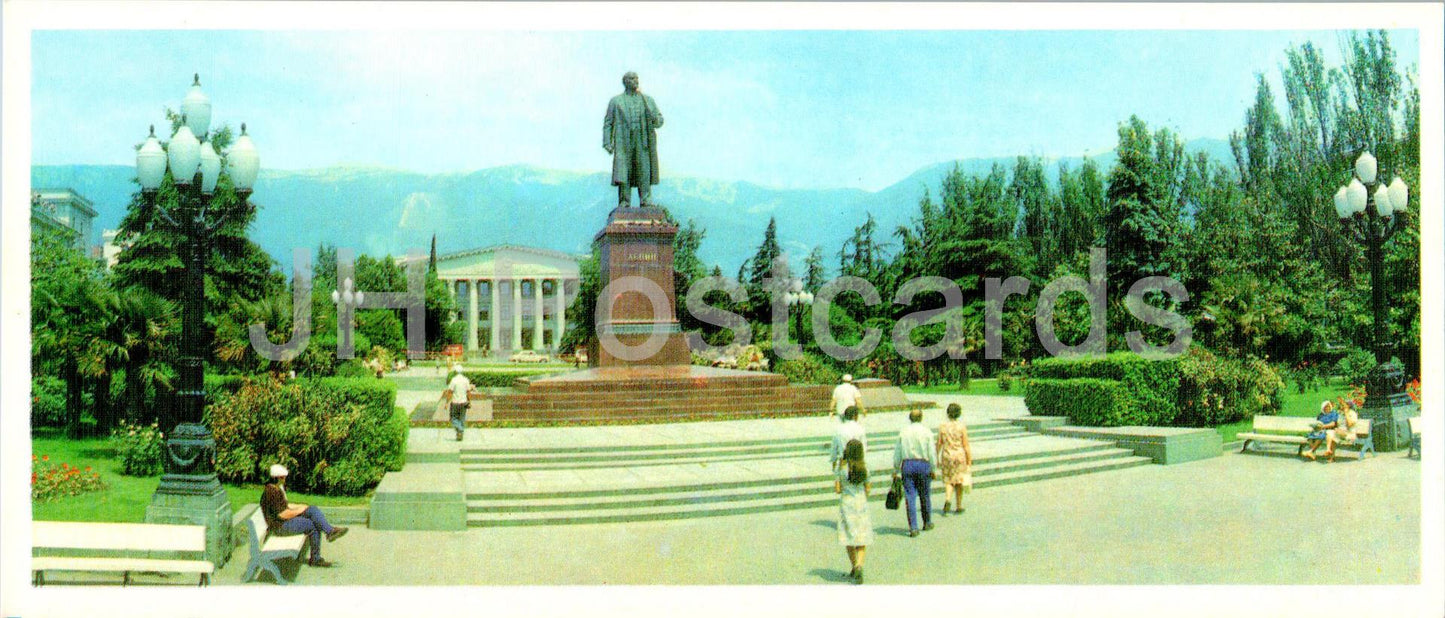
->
[[603, 71, 664, 208]]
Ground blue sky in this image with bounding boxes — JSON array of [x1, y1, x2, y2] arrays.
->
[[31, 29, 1420, 191]]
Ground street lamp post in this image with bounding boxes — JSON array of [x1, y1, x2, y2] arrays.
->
[[784, 278, 814, 348], [136, 75, 259, 566], [332, 277, 365, 358], [1332, 150, 1417, 451]]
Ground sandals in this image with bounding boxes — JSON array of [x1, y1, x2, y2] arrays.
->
[[1301, 451, 1316, 461]]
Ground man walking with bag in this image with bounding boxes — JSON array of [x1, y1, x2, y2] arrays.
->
[[892, 409, 936, 537]]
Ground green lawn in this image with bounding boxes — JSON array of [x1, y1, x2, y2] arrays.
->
[[31, 431, 370, 523], [902, 378, 1023, 398]]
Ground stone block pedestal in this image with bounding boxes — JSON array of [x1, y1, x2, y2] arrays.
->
[[369, 463, 467, 531], [592, 206, 691, 367], [146, 487, 233, 568]]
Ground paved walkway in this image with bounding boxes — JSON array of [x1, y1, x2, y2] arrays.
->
[[207, 433, 1420, 586]]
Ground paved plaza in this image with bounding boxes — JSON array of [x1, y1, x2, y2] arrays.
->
[[205, 394, 1421, 586]]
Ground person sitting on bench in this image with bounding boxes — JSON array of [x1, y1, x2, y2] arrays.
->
[[261, 464, 348, 567], [1323, 401, 1359, 463], [1302, 401, 1339, 462]]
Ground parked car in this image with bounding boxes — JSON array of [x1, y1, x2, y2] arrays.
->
[[509, 350, 551, 363]]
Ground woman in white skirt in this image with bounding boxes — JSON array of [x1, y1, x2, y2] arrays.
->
[[836, 438, 874, 584]]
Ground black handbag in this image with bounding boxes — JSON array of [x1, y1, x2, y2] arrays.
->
[[885, 476, 903, 510]]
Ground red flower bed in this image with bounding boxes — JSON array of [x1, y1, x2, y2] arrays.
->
[[31, 454, 106, 502]]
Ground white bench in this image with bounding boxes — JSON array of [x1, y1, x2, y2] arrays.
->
[[241, 506, 309, 585], [1407, 416, 1421, 459], [1238, 415, 1375, 460], [31, 521, 214, 586]]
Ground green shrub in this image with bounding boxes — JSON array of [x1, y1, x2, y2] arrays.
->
[[334, 360, 374, 379], [1025, 378, 1139, 426], [1335, 348, 1376, 387], [773, 354, 842, 385], [357, 309, 405, 354], [1029, 352, 1181, 425], [1176, 348, 1282, 426], [205, 375, 402, 496], [997, 373, 1013, 392], [31, 376, 68, 427], [109, 419, 165, 476]]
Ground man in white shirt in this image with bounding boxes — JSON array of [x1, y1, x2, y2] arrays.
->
[[831, 374, 865, 419], [445, 365, 475, 442], [892, 409, 936, 536], [829, 406, 868, 471]]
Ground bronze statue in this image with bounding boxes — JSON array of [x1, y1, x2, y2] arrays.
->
[[603, 71, 664, 207]]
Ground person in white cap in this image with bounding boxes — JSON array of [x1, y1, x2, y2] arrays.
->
[[445, 365, 475, 441], [261, 464, 347, 567], [831, 374, 865, 420]]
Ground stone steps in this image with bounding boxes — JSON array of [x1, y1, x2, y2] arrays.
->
[[459, 423, 1021, 464], [459, 427, 1033, 471], [462, 433, 1149, 527]]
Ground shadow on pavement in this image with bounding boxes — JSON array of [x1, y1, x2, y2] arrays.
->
[[807, 567, 855, 583], [810, 519, 836, 530], [877, 525, 912, 537]]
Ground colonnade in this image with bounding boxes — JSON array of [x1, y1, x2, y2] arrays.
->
[[447, 277, 574, 353]]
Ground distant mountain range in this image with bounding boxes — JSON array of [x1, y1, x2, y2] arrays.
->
[[31, 138, 1231, 275]]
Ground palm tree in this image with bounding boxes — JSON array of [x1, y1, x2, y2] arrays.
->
[[32, 275, 111, 435], [100, 288, 178, 428]]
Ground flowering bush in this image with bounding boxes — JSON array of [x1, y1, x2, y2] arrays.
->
[[207, 375, 403, 495], [110, 420, 165, 476], [1408, 378, 1421, 404], [31, 454, 106, 502]]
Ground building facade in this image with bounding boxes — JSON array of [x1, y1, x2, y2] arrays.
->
[[433, 245, 584, 355], [31, 188, 97, 253]]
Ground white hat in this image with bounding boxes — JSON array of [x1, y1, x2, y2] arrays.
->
[[452, 364, 463, 373], [269, 464, 289, 478], [842, 374, 853, 383]]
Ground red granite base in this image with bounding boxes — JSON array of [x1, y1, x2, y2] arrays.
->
[[487, 365, 832, 423]]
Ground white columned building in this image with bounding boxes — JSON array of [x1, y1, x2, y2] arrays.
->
[[431, 245, 584, 357]]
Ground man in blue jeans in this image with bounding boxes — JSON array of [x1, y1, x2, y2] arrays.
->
[[892, 409, 936, 537], [260, 464, 348, 567]]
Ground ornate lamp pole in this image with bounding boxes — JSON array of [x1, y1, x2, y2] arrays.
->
[[332, 277, 365, 358], [1332, 150, 1416, 451], [784, 278, 814, 348], [136, 74, 259, 565]]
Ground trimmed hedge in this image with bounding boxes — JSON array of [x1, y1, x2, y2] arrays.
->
[[1026, 378, 1139, 427], [454, 370, 558, 389], [1025, 349, 1281, 428], [1029, 352, 1181, 426], [205, 375, 404, 496]]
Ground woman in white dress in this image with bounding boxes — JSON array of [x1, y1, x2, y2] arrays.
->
[[836, 438, 874, 584]]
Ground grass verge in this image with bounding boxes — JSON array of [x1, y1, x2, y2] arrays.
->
[[31, 430, 371, 523]]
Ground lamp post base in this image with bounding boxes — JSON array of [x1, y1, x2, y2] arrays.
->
[[1359, 361, 1420, 452], [146, 485, 233, 568], [145, 422, 233, 567]]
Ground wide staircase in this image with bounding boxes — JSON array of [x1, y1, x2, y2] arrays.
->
[[461, 420, 1150, 527]]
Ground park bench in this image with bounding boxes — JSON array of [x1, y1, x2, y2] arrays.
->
[[241, 506, 309, 585], [31, 521, 214, 586], [1238, 415, 1375, 460], [1407, 416, 1421, 459]]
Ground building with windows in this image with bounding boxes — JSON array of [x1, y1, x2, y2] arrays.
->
[[31, 188, 97, 253]]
